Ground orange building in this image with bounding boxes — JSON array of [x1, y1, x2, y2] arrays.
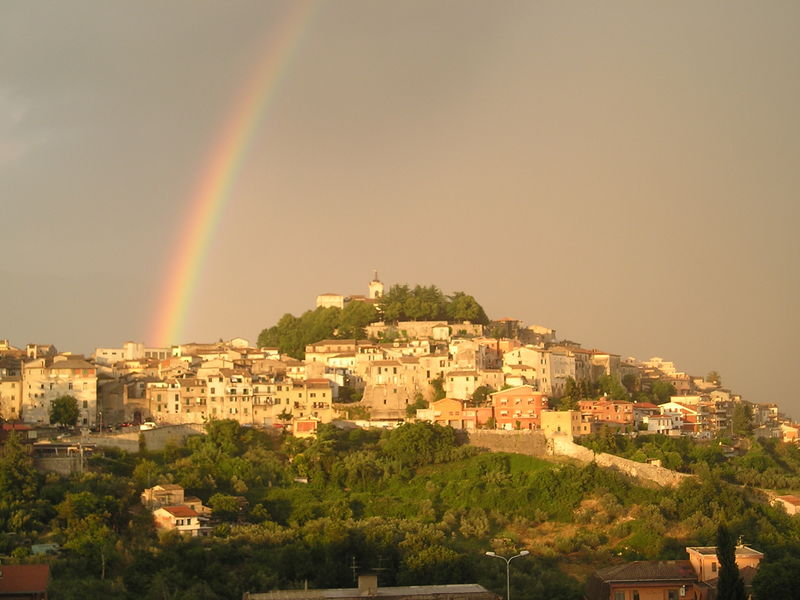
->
[[578, 399, 634, 426], [489, 385, 548, 430]]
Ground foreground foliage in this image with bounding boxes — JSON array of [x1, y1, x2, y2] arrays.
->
[[2, 423, 799, 599]]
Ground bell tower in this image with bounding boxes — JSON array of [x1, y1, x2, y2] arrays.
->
[[368, 270, 384, 299]]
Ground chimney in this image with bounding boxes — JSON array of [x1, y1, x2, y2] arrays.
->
[[358, 574, 378, 596]]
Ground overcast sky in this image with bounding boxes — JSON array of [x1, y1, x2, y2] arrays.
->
[[1, 1, 798, 417]]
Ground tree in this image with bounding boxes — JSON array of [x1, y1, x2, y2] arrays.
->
[[706, 371, 722, 386], [650, 381, 676, 405], [0, 432, 39, 534], [446, 291, 489, 325], [406, 393, 428, 418], [50, 395, 80, 428], [471, 385, 494, 404], [752, 556, 800, 600], [430, 376, 446, 401], [598, 374, 629, 401], [731, 403, 753, 437], [338, 301, 377, 339], [716, 523, 746, 600], [621, 373, 638, 393]]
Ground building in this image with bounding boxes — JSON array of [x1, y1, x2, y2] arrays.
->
[[0, 564, 50, 599], [0, 375, 22, 421], [416, 398, 492, 430], [244, 574, 498, 600], [772, 495, 800, 516], [585, 560, 704, 600], [586, 546, 764, 600], [22, 355, 98, 426], [93, 341, 170, 365], [152, 505, 210, 537], [141, 483, 186, 509], [489, 385, 548, 430], [540, 410, 585, 439], [685, 545, 763, 583], [578, 399, 634, 428]]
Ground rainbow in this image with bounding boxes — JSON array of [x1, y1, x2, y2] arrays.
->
[[150, 1, 318, 348]]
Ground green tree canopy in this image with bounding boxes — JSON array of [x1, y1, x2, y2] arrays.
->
[[650, 381, 677, 405], [338, 301, 377, 339], [731, 403, 753, 437], [752, 556, 800, 600], [716, 523, 746, 600], [378, 284, 488, 325], [50, 394, 80, 427]]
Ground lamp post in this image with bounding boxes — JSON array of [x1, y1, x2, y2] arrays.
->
[[484, 550, 529, 600]]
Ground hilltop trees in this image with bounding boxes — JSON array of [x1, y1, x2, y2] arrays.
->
[[378, 285, 489, 324], [256, 284, 489, 358]]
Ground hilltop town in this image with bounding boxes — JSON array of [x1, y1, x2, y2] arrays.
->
[[1, 276, 799, 599], [0, 276, 795, 444]]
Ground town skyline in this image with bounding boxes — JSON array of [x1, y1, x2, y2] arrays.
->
[[2, 1, 799, 416]]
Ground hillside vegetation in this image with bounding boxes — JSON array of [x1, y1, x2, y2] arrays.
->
[[2, 422, 799, 599]]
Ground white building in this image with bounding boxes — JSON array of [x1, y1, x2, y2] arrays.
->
[[23, 355, 98, 426]]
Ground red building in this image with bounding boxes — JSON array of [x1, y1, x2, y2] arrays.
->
[[0, 564, 50, 599], [490, 385, 548, 430]]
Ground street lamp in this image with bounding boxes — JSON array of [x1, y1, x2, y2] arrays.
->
[[484, 550, 529, 600]]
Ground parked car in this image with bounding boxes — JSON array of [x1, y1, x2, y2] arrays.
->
[[139, 421, 157, 431]]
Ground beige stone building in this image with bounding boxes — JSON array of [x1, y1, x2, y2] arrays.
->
[[22, 355, 98, 426], [0, 376, 22, 421], [540, 410, 586, 439]]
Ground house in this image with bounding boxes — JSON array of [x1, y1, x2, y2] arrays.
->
[[417, 398, 492, 430], [244, 573, 498, 600], [578, 399, 634, 427], [586, 545, 763, 600], [772, 494, 800, 516], [632, 403, 660, 429], [0, 375, 22, 421], [540, 410, 584, 439], [685, 545, 763, 582], [489, 385, 548, 430], [141, 483, 186, 509], [585, 560, 704, 600], [0, 564, 50, 599], [152, 505, 210, 537], [22, 355, 98, 426]]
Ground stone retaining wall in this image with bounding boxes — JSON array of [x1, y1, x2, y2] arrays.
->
[[464, 430, 549, 456], [81, 424, 204, 453], [463, 430, 690, 488]]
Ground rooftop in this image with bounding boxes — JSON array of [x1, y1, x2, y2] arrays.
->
[[686, 546, 763, 558], [0, 564, 50, 594]]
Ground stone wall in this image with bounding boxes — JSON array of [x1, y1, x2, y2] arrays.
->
[[549, 435, 690, 487], [81, 423, 204, 453], [464, 430, 549, 456], [463, 430, 690, 488]]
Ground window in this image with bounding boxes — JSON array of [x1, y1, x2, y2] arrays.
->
[[614, 592, 625, 600], [711, 562, 717, 572], [667, 591, 678, 600], [632, 592, 639, 600]]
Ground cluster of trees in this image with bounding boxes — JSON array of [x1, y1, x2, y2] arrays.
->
[[256, 284, 489, 358], [2, 420, 799, 599], [377, 285, 489, 325], [257, 302, 378, 358]]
